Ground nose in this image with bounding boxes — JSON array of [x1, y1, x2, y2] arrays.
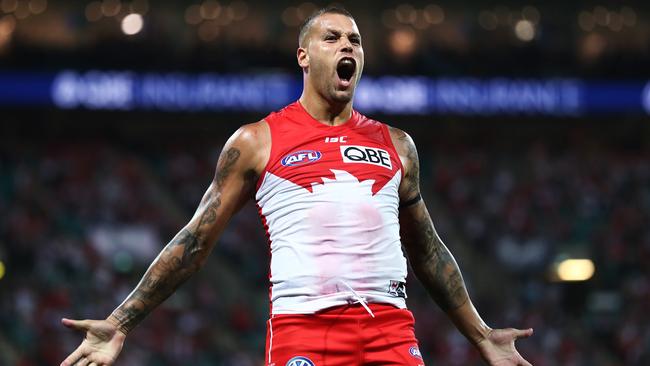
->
[[340, 37, 353, 54]]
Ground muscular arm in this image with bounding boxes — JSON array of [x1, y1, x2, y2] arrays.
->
[[390, 127, 491, 346], [107, 121, 269, 335]]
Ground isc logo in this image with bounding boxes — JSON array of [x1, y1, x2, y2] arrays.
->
[[325, 136, 347, 143], [340, 145, 392, 170], [281, 150, 322, 166]]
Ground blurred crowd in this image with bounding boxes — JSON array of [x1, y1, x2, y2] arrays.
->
[[1, 120, 649, 365], [2, 1, 649, 78], [421, 126, 650, 365]]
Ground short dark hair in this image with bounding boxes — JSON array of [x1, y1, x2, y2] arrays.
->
[[298, 6, 355, 47]]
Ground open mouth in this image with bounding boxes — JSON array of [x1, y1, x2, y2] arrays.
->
[[336, 57, 356, 83]]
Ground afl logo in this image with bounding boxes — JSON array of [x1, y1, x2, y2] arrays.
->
[[286, 356, 315, 366], [281, 150, 322, 167]]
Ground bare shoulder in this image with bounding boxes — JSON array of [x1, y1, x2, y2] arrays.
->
[[387, 125, 418, 174], [230, 119, 270, 149], [221, 119, 271, 176], [386, 125, 420, 200], [387, 126, 416, 157]]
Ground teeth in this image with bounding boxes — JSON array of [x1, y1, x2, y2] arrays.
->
[[339, 59, 355, 69], [337, 58, 356, 81]]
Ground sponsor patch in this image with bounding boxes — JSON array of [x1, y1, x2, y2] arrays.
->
[[388, 280, 407, 298], [409, 346, 422, 359], [281, 150, 322, 167], [340, 145, 392, 170], [286, 356, 315, 366]]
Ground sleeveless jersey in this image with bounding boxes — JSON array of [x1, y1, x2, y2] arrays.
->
[[255, 101, 408, 314]]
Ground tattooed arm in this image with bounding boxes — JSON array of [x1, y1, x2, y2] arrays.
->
[[60, 121, 270, 366], [390, 127, 534, 366]]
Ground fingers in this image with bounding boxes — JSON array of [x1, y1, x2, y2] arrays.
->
[[513, 328, 534, 340], [83, 358, 105, 366], [61, 352, 105, 366], [519, 357, 533, 366], [79, 357, 104, 366], [60, 345, 86, 366], [514, 333, 534, 366], [61, 350, 106, 366], [62, 318, 91, 332]]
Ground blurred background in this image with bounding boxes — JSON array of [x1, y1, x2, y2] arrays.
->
[[1, 0, 649, 365]]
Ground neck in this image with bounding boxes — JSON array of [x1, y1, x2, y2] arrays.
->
[[299, 83, 353, 126]]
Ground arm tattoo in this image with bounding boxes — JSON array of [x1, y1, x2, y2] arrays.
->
[[215, 148, 241, 186], [399, 193, 421, 208], [397, 132, 469, 312], [404, 211, 468, 312], [110, 148, 239, 334], [399, 131, 420, 202]]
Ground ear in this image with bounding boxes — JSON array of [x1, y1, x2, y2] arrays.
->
[[297, 47, 309, 69]]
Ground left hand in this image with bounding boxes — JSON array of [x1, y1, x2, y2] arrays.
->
[[60, 318, 126, 366], [476, 327, 533, 366]]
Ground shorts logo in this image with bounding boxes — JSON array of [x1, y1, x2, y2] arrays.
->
[[281, 150, 322, 167], [286, 356, 315, 366], [409, 346, 422, 359], [388, 280, 407, 298], [340, 145, 392, 170]]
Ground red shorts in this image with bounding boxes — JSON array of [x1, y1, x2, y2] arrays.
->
[[265, 303, 425, 366]]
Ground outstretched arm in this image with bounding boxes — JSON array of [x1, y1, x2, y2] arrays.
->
[[390, 127, 533, 366], [60, 121, 269, 366], [107, 130, 261, 334]]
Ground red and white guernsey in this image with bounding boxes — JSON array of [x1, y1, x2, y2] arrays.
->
[[256, 101, 408, 315]]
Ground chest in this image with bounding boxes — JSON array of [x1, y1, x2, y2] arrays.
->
[[266, 128, 402, 195]]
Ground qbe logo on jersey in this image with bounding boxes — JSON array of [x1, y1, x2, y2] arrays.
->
[[286, 356, 315, 366], [340, 145, 392, 170]]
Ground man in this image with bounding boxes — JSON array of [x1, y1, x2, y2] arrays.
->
[[61, 7, 533, 366]]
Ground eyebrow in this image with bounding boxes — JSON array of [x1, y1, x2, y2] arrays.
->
[[323, 28, 361, 39]]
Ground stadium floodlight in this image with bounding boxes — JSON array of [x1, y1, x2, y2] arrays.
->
[[556, 259, 595, 282], [514, 19, 535, 42], [121, 13, 143, 35]]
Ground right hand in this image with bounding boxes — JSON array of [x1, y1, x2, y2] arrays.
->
[[476, 327, 533, 366], [60, 318, 126, 366]]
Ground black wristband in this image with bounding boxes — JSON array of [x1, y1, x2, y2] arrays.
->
[[399, 193, 422, 208]]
